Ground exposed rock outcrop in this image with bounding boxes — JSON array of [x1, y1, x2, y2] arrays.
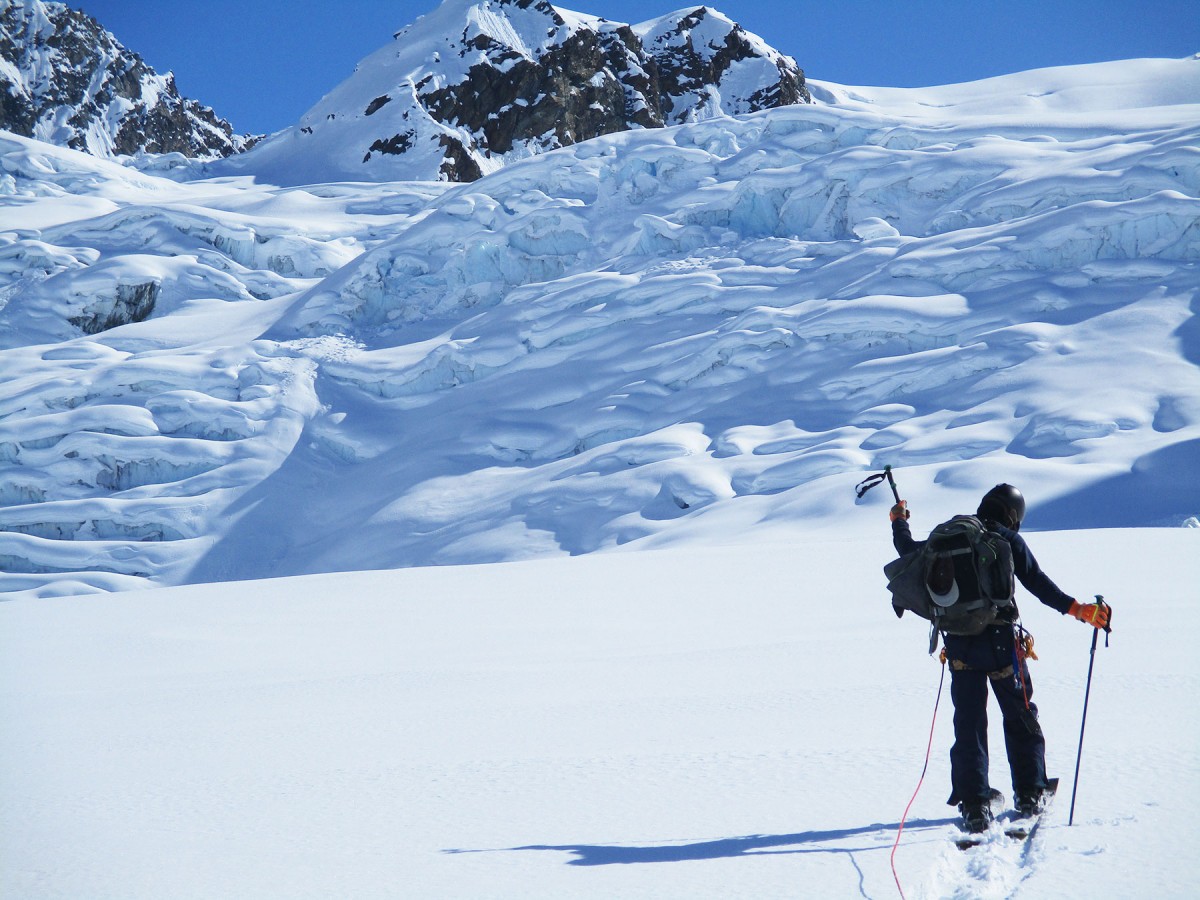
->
[[637, 6, 810, 123]]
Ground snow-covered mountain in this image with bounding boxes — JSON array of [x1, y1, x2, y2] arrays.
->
[[1, 56, 1198, 597], [0, 0, 254, 159], [225, 0, 810, 184]]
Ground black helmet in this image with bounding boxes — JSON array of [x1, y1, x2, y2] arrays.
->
[[978, 483, 1025, 530]]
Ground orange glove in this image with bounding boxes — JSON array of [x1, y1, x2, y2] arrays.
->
[[889, 500, 910, 522], [1069, 600, 1110, 630]]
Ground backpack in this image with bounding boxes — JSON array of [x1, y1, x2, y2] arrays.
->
[[884, 515, 1015, 645]]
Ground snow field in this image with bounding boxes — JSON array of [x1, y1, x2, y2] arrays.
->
[[2, 528, 1197, 898]]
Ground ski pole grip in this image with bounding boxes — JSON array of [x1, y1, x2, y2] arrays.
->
[[1096, 594, 1112, 642]]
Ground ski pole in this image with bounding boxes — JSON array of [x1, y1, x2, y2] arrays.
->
[[1068, 595, 1110, 826]]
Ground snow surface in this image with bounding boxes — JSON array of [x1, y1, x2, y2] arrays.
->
[[2, 529, 1198, 898]]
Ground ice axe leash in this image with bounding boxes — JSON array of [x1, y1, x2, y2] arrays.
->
[[855, 465, 901, 504], [1068, 595, 1111, 827]]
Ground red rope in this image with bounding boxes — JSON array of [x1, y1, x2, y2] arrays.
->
[[890, 659, 947, 900]]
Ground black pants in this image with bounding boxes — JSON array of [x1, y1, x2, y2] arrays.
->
[[944, 625, 1049, 805]]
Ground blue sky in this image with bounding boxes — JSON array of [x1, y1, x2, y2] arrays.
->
[[72, 0, 1199, 136]]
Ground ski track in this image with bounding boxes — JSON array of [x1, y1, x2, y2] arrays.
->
[[919, 814, 1045, 900]]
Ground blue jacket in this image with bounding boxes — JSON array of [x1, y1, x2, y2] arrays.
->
[[891, 517, 1075, 617]]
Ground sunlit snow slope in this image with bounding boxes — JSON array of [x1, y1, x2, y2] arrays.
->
[[2, 57, 1199, 596], [3, 531, 1197, 898]]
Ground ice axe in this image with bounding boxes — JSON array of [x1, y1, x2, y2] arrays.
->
[[855, 465, 901, 504]]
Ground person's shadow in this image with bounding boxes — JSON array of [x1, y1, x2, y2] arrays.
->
[[447, 817, 957, 866]]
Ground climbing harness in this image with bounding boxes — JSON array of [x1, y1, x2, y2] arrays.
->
[[1013, 623, 1038, 709]]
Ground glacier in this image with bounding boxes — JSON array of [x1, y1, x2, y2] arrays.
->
[[1, 55, 1199, 597]]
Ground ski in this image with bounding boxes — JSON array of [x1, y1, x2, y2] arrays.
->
[[953, 789, 1006, 850], [1005, 777, 1059, 841]]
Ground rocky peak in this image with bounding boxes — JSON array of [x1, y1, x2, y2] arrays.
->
[[411, 3, 663, 174], [233, 0, 809, 184], [635, 6, 810, 123], [0, 0, 256, 158]]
